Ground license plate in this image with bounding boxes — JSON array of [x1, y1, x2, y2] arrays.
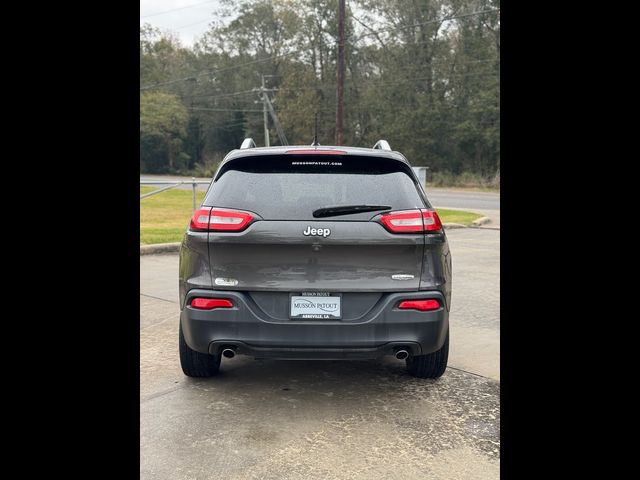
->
[[290, 292, 342, 319]]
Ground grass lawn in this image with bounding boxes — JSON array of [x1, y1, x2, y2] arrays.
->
[[140, 187, 206, 244], [140, 187, 483, 244], [434, 208, 483, 225]]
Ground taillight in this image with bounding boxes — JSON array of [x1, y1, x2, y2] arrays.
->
[[378, 209, 442, 233], [398, 299, 441, 311], [190, 207, 212, 231], [379, 210, 423, 233], [189, 207, 254, 232], [209, 208, 254, 231], [190, 298, 233, 310], [421, 209, 443, 232]]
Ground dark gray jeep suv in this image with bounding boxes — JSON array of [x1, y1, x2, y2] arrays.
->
[[178, 140, 452, 378]]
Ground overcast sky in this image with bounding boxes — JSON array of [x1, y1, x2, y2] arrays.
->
[[140, 0, 225, 46]]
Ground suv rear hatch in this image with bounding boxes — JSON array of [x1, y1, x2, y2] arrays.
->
[[196, 153, 431, 293]]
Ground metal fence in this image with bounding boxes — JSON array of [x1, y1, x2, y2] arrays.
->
[[140, 178, 210, 211]]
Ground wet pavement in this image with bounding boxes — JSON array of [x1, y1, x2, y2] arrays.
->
[[140, 228, 500, 479]]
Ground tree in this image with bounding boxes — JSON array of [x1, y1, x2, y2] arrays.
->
[[139, 0, 500, 181], [140, 91, 189, 173]]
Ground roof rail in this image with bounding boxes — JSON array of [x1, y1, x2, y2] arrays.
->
[[240, 138, 256, 149], [373, 139, 391, 151]]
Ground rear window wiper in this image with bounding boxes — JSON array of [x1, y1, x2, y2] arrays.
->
[[312, 204, 392, 218]]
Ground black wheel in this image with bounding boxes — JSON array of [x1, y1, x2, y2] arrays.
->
[[179, 321, 221, 377], [406, 330, 449, 378]]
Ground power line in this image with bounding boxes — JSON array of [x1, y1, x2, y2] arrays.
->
[[140, 0, 217, 19], [388, 58, 498, 69], [140, 97, 264, 112], [352, 8, 500, 42], [143, 68, 496, 109], [198, 50, 300, 76], [188, 89, 257, 100], [365, 59, 498, 77], [141, 53, 496, 92], [140, 76, 199, 91], [274, 61, 498, 90], [357, 71, 499, 88], [189, 107, 263, 113], [140, 50, 301, 91], [205, 121, 246, 130], [172, 18, 212, 31], [180, 70, 495, 103], [142, 84, 258, 100], [270, 70, 498, 94]]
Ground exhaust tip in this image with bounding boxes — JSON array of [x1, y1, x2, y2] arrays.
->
[[395, 349, 409, 360], [222, 348, 236, 359]]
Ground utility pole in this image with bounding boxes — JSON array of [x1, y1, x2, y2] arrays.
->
[[253, 75, 288, 146], [261, 74, 270, 147], [335, 0, 346, 145], [263, 93, 289, 145]]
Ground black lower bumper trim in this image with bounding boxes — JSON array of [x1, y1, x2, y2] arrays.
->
[[209, 340, 421, 360]]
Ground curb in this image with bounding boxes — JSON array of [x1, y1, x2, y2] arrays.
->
[[442, 223, 467, 229], [471, 216, 491, 226], [140, 242, 181, 255]]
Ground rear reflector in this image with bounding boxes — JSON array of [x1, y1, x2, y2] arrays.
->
[[398, 299, 441, 311], [379, 209, 442, 233], [190, 298, 233, 310], [285, 150, 347, 155], [190, 207, 254, 232]]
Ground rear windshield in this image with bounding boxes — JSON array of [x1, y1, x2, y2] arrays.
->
[[203, 155, 425, 220]]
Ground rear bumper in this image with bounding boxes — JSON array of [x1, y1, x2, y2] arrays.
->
[[181, 289, 449, 360]]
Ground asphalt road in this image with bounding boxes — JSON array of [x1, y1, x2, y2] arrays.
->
[[140, 228, 500, 479]]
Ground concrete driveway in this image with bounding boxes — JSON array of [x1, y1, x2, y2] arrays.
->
[[140, 228, 500, 479]]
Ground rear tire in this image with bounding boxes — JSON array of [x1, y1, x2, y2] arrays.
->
[[179, 321, 220, 377], [406, 330, 449, 378]]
